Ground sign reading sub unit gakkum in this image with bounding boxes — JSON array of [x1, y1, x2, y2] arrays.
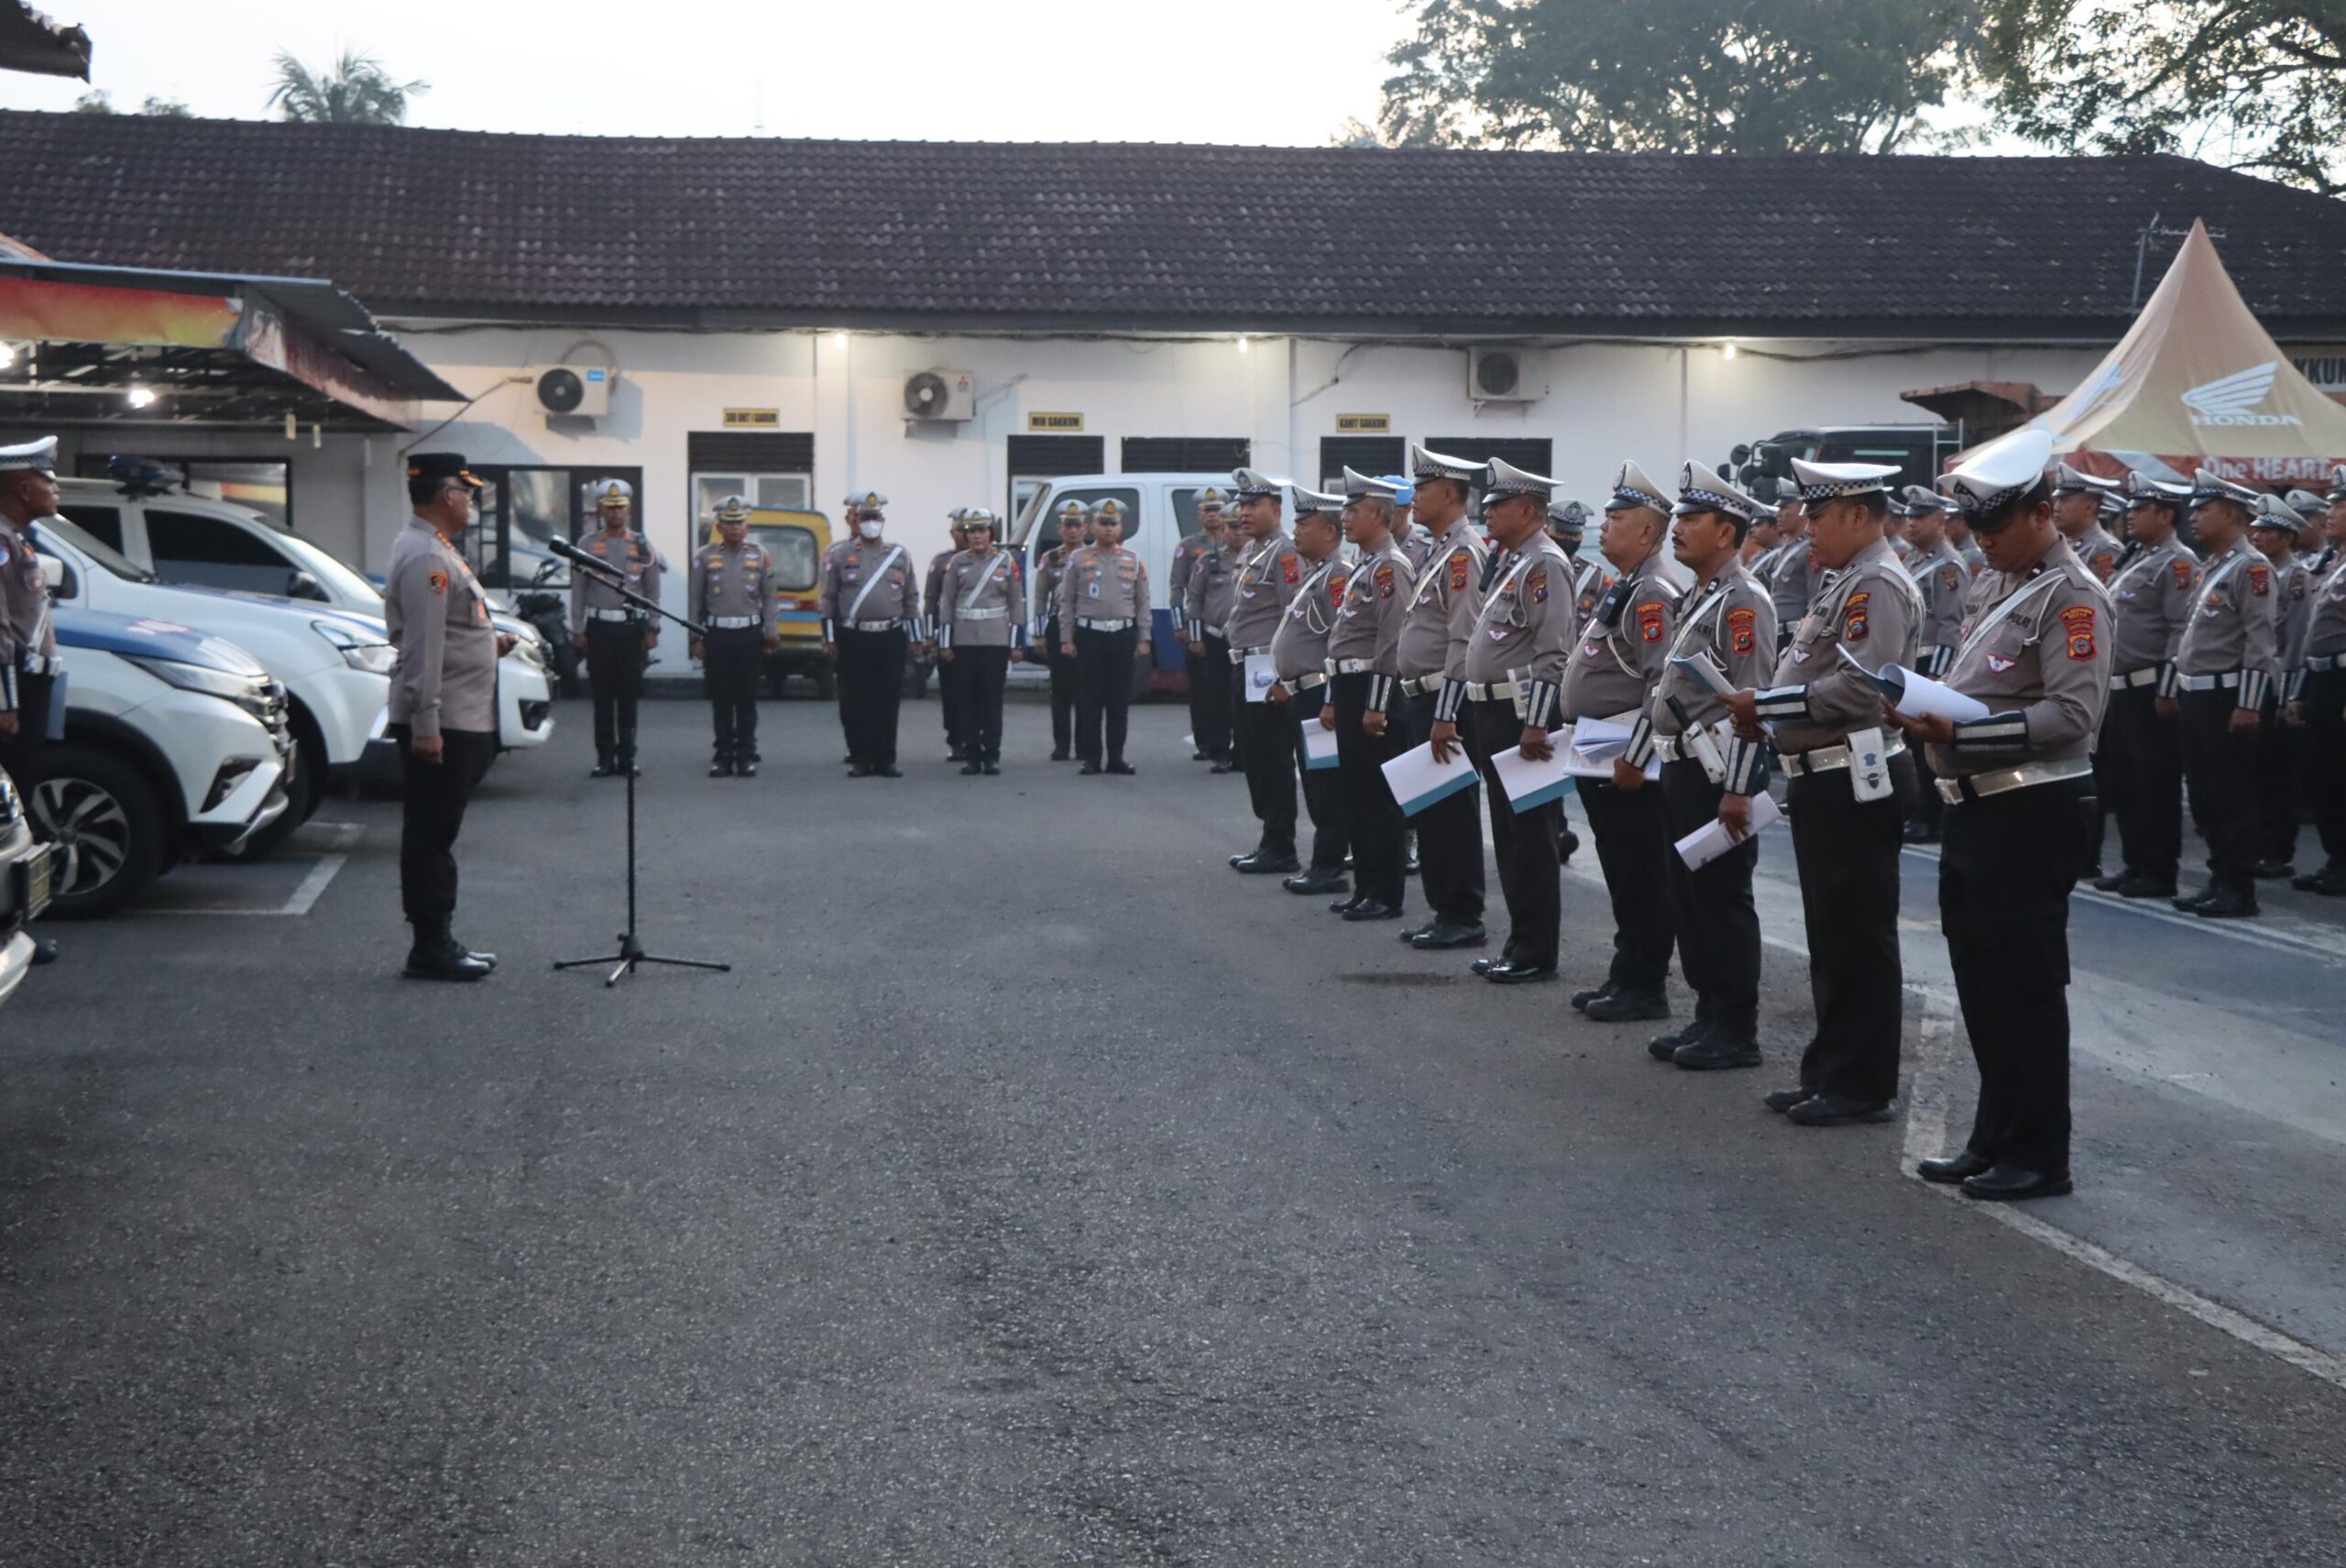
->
[[722, 408, 781, 429], [1027, 412, 1085, 432], [1335, 413, 1391, 433]]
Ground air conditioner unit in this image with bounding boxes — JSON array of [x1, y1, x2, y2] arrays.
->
[[904, 368, 976, 422], [537, 363, 614, 419], [1468, 347, 1546, 404]]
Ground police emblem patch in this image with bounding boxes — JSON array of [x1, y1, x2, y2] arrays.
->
[[1529, 566, 1549, 604], [1842, 590, 1870, 642], [2060, 604, 2096, 660], [2250, 564, 2270, 597], [1986, 652, 2017, 673], [1636, 599, 1664, 641], [1727, 607, 1757, 654], [2171, 559, 2193, 591], [427, 569, 448, 596], [1448, 554, 1469, 592], [1330, 573, 1349, 606], [1375, 563, 1396, 598], [1282, 554, 1301, 587]]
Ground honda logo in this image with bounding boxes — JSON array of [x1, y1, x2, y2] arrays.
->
[[2182, 362, 2301, 426]]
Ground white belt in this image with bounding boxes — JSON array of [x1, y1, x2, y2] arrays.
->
[[2178, 672, 2241, 691], [15, 652, 62, 676], [1329, 658, 1378, 675], [1284, 671, 1328, 692], [1077, 618, 1135, 631], [1466, 680, 1522, 701], [1399, 675, 1438, 696], [586, 609, 634, 622], [2308, 653, 2343, 673], [1230, 644, 1269, 665], [846, 620, 903, 633], [1780, 738, 1905, 777], [1937, 756, 2092, 806], [959, 608, 1009, 621], [707, 615, 760, 630], [2110, 667, 2160, 690]]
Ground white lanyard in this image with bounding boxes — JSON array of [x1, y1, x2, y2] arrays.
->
[[1288, 557, 1339, 633], [844, 544, 906, 621], [960, 551, 1007, 609], [1955, 570, 2066, 661], [1469, 551, 1540, 640], [2107, 543, 2177, 598], [1664, 575, 1734, 664]]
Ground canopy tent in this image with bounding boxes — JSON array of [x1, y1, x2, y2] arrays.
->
[[2025, 219, 2346, 487]]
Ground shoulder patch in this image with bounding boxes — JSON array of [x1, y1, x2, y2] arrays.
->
[[1636, 598, 1664, 642], [1375, 562, 1396, 598], [1329, 571, 1350, 605], [2250, 563, 2271, 597], [1938, 565, 1960, 592], [2090, 551, 2117, 579], [2291, 574, 2307, 599], [426, 568, 447, 596], [1727, 606, 1757, 654], [1529, 565, 1549, 603], [1842, 589, 1870, 643], [1449, 553, 1469, 592], [2060, 603, 2097, 661], [2171, 559, 2194, 591], [1282, 553, 1300, 587]]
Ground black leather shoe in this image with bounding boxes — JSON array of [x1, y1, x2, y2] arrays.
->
[[1470, 954, 1510, 975], [1486, 960, 1558, 985], [738, 760, 758, 778], [961, 762, 984, 775], [1051, 748, 1071, 762], [1209, 760, 1237, 774], [1330, 894, 1364, 914], [1762, 1085, 1814, 1113], [1282, 867, 1349, 895], [2253, 859, 2295, 880], [1571, 983, 1614, 1014], [1105, 762, 1135, 775], [29, 936, 58, 966], [1191, 749, 1208, 762], [1961, 1165, 2074, 1201], [452, 939, 499, 971], [1413, 922, 1486, 949], [948, 746, 969, 762], [402, 944, 491, 982], [1648, 1022, 1706, 1061], [1584, 988, 1669, 1024], [1902, 820, 1940, 844], [709, 759, 735, 778], [981, 761, 1000, 776], [2169, 886, 2217, 912], [2293, 863, 2346, 895], [1674, 1034, 1762, 1071], [1343, 900, 1402, 922], [2090, 870, 2130, 893], [1233, 851, 1301, 875], [848, 762, 872, 778], [1079, 762, 1102, 775], [590, 760, 618, 778], [1917, 1151, 1994, 1185], [2192, 887, 2259, 919], [1398, 921, 1432, 943], [1560, 829, 1580, 864], [872, 765, 903, 779], [1404, 853, 1420, 875], [1786, 1093, 1895, 1127], [2115, 873, 2177, 899]]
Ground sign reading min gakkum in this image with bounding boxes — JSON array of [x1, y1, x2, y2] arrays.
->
[[1028, 412, 1085, 432]]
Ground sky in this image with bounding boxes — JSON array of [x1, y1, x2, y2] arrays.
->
[[0, 0, 1415, 143]]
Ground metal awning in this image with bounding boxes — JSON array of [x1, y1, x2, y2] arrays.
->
[[0, 258, 464, 433], [0, 3, 89, 80]]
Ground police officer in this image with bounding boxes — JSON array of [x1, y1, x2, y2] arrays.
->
[[570, 478, 663, 778], [1547, 497, 1609, 864], [689, 495, 780, 777], [1058, 499, 1150, 775], [1767, 480, 1814, 653], [1624, 463, 1778, 1069], [1395, 444, 1489, 946], [1439, 458, 1575, 984], [2171, 472, 2278, 917], [1391, 479, 1436, 575], [2296, 471, 2346, 894], [1900, 488, 1970, 844], [1559, 461, 1681, 1021], [820, 492, 920, 777], [1891, 430, 2110, 1201], [1178, 490, 1239, 768], [0, 436, 63, 965], [1035, 500, 1086, 761], [2051, 463, 2123, 581], [388, 454, 510, 981], [2095, 473, 2198, 898], [1266, 487, 1354, 894], [825, 497, 866, 763], [1325, 470, 1415, 921], [1225, 469, 1306, 872], [1726, 457, 1920, 1126], [937, 508, 1025, 775], [2250, 494, 2314, 879], [926, 511, 974, 761]]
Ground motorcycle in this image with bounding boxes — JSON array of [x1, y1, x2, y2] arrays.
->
[[512, 554, 582, 689]]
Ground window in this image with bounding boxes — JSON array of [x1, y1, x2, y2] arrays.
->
[[58, 504, 123, 551], [685, 431, 813, 535], [1121, 437, 1250, 473], [466, 465, 644, 587], [73, 455, 293, 530], [1319, 436, 1405, 492], [146, 508, 301, 595], [749, 524, 821, 592], [692, 471, 810, 532]]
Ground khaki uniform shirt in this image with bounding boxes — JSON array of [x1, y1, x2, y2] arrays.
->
[[2302, 553, 2346, 668], [1925, 541, 2113, 778], [2270, 553, 2314, 684], [1395, 517, 1485, 685], [1398, 523, 1437, 576], [1270, 553, 1349, 684], [1911, 541, 1969, 675], [690, 541, 779, 639], [387, 516, 498, 740], [1222, 531, 1302, 650], [570, 527, 662, 620], [1751, 538, 1922, 753], [924, 548, 959, 640], [1059, 543, 1149, 632], [1561, 554, 1680, 725], [2106, 536, 2198, 690], [819, 540, 920, 632], [1168, 532, 1208, 621], [1458, 537, 1577, 730], [1034, 543, 1071, 636], [0, 517, 59, 715], [1179, 533, 1240, 640], [2176, 539, 2280, 710], [1769, 539, 1816, 645], [1565, 556, 1616, 640], [1626, 564, 1777, 792], [1326, 540, 1413, 709], [2068, 522, 2123, 583], [937, 548, 1026, 650]]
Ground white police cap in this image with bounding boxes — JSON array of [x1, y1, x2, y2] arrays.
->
[[0, 436, 59, 473], [1408, 443, 1482, 485], [714, 494, 751, 521], [1231, 467, 1285, 501], [1897, 484, 1949, 516], [1672, 462, 1760, 521], [593, 477, 634, 507], [1606, 460, 1672, 514], [2050, 461, 2116, 499], [2188, 469, 2262, 510], [2285, 488, 2329, 521], [1939, 428, 2054, 516], [2252, 491, 2308, 532], [2122, 471, 2190, 509], [1482, 456, 1560, 503], [1289, 484, 1345, 517], [1790, 456, 1900, 505], [1340, 466, 1400, 501]]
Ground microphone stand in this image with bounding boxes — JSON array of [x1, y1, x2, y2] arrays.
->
[[549, 541, 732, 988]]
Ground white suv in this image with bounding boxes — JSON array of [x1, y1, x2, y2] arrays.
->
[[55, 478, 554, 760], [1, 764, 57, 1003]]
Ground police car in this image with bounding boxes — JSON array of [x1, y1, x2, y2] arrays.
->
[[0, 762, 57, 1003]]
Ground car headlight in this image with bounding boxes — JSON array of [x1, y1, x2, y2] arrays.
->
[[121, 652, 275, 712], [312, 619, 398, 675], [509, 636, 546, 671]]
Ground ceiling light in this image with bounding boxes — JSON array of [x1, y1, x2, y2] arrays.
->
[[126, 383, 156, 409], [831, 331, 849, 348], [1236, 335, 1250, 355], [285, 411, 298, 440], [1722, 342, 1739, 360]]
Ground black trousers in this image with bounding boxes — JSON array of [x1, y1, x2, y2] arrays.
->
[[585, 618, 645, 762], [838, 626, 906, 767], [1787, 751, 1914, 1104], [1289, 685, 1351, 872], [1465, 698, 1560, 968], [953, 645, 1011, 762], [1333, 673, 1405, 907], [391, 725, 496, 932], [1660, 758, 1760, 1036], [1072, 625, 1137, 765], [0, 672, 53, 795], [938, 646, 968, 751], [1578, 769, 1676, 993], [702, 627, 763, 762], [1190, 636, 1234, 761], [2104, 683, 2183, 882], [1236, 685, 1299, 857], [2255, 703, 2301, 864], [1404, 690, 1485, 926], [2180, 689, 2259, 892], [2305, 667, 2346, 865], [1045, 618, 1075, 751], [1940, 777, 2093, 1174]]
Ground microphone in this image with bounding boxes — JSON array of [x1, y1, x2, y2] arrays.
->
[[550, 534, 623, 582]]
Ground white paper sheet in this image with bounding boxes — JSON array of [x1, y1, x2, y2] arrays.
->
[[1242, 652, 1278, 704], [1491, 744, 1574, 811], [1671, 652, 1737, 698], [1301, 717, 1341, 770], [1836, 644, 1991, 724], [1380, 740, 1479, 816], [1556, 717, 1657, 780], [1672, 790, 1783, 871]]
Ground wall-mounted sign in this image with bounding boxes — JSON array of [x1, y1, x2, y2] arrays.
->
[[722, 407, 781, 429], [1335, 413, 1391, 433], [1028, 411, 1086, 432], [2286, 348, 2346, 390]]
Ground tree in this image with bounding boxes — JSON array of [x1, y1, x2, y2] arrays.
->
[[1978, 2, 2346, 194], [71, 91, 193, 116], [266, 48, 427, 126], [1378, 0, 1982, 153]]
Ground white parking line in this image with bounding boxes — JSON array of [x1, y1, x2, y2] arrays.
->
[[152, 822, 359, 918]]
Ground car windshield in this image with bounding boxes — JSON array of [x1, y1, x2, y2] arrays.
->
[[273, 530, 386, 605], [749, 525, 820, 591], [36, 513, 155, 581]]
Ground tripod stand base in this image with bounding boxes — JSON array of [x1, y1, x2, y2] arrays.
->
[[554, 931, 731, 988]]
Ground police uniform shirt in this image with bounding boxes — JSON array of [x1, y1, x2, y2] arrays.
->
[[1924, 540, 2113, 778], [1751, 537, 1923, 753], [1769, 540, 1816, 632], [1560, 554, 1679, 725], [1458, 536, 1577, 730], [820, 540, 920, 631], [2106, 535, 2198, 696], [1169, 532, 1210, 619], [1060, 543, 1149, 629], [1180, 534, 1240, 641], [386, 515, 499, 738], [1222, 531, 1303, 650], [692, 539, 780, 639], [937, 548, 1026, 649], [1911, 541, 1969, 675], [1270, 550, 1350, 683], [1325, 539, 1413, 707], [2271, 553, 2315, 691], [1625, 564, 1778, 785], [924, 547, 959, 638], [1957, 539, 1989, 576], [571, 527, 662, 619], [2304, 552, 2346, 661], [1567, 555, 1616, 639], [1034, 543, 1069, 634], [1398, 522, 1437, 576], [2070, 522, 2123, 583], [1394, 517, 1487, 683], [2176, 539, 2281, 709], [0, 514, 59, 714]]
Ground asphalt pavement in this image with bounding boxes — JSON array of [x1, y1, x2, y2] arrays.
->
[[4, 695, 2343, 1566]]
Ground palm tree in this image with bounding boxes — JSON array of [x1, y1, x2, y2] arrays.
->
[[267, 49, 427, 126]]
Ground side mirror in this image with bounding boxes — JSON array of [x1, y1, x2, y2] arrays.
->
[[36, 554, 64, 591], [287, 568, 326, 601]]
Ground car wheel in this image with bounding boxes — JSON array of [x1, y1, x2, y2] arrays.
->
[[236, 743, 314, 860], [25, 742, 168, 919]]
